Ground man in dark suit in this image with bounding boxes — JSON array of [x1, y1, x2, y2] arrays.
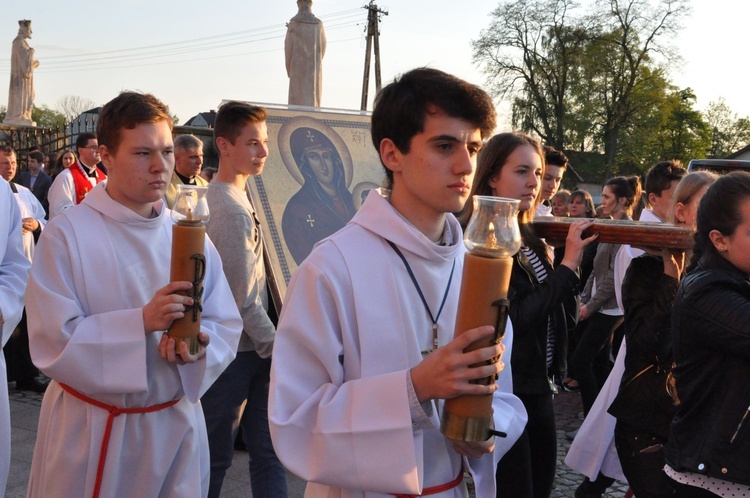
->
[[18, 150, 52, 218]]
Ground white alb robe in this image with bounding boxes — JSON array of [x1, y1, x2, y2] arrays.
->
[[0, 178, 32, 497], [270, 192, 527, 498], [47, 167, 98, 218], [12, 182, 46, 260], [26, 183, 242, 498]]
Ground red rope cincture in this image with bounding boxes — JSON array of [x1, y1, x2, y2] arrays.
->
[[393, 466, 464, 498], [59, 383, 180, 498]]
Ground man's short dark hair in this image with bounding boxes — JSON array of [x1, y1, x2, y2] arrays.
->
[[213, 101, 267, 147], [0, 146, 15, 157], [28, 150, 44, 163], [645, 160, 687, 197], [544, 146, 568, 169], [371, 68, 497, 186], [97, 92, 173, 155], [75, 132, 98, 152]]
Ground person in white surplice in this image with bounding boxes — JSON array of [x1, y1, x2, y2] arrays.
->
[[269, 68, 527, 497], [25, 92, 243, 498], [0, 177, 32, 497]]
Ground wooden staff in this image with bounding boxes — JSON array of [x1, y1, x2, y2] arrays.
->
[[533, 217, 694, 249]]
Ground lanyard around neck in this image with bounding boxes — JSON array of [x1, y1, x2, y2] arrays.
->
[[386, 240, 456, 354]]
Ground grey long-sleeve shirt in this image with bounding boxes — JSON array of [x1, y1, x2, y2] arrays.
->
[[206, 181, 275, 357]]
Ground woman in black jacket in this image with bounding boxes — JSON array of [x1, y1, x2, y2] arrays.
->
[[609, 171, 716, 498], [664, 171, 750, 496], [462, 133, 597, 498]]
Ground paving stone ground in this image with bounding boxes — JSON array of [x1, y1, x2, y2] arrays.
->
[[7, 384, 628, 497]]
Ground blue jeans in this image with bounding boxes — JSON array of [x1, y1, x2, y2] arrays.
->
[[201, 351, 287, 498]]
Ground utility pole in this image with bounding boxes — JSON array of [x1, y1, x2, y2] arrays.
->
[[360, 1, 388, 111]]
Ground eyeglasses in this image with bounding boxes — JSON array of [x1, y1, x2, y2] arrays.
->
[[84, 146, 100, 152]]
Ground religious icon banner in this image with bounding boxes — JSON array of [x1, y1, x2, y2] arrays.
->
[[242, 103, 385, 306]]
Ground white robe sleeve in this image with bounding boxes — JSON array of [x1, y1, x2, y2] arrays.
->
[[27, 218, 242, 401], [0, 183, 29, 345], [0, 182, 29, 498], [270, 261, 425, 494], [27, 222, 152, 394], [47, 170, 76, 219]]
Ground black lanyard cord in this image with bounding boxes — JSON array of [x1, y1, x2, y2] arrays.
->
[[386, 239, 456, 352]]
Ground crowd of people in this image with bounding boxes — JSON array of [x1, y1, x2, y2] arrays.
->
[[1, 66, 749, 498]]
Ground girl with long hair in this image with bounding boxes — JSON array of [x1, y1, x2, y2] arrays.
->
[[663, 171, 750, 496], [608, 171, 717, 497], [461, 132, 596, 498]]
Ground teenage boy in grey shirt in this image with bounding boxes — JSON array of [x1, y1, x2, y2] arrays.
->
[[201, 101, 287, 498]]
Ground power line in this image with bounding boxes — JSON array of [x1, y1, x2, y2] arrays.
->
[[0, 11, 365, 73], [26, 36, 364, 75], [30, 23, 360, 73]]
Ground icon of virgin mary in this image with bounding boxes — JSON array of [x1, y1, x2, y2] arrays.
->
[[281, 126, 356, 264]]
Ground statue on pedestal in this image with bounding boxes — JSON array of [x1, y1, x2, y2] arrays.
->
[[4, 20, 40, 126], [285, 0, 326, 107]]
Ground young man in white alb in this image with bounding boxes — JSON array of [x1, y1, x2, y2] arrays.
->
[[270, 68, 527, 497], [0, 177, 31, 496], [26, 91, 242, 498]]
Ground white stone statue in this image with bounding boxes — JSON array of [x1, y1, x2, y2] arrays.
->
[[4, 20, 39, 126], [285, 0, 326, 107]]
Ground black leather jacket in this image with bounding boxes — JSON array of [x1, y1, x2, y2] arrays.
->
[[507, 248, 580, 394], [609, 254, 678, 437], [666, 252, 750, 485]]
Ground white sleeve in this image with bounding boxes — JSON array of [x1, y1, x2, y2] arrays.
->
[[48, 171, 76, 219], [269, 260, 423, 493], [0, 184, 30, 344], [27, 220, 151, 393], [26, 220, 242, 401]]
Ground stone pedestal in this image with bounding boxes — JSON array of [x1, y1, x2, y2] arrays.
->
[[2, 117, 35, 127]]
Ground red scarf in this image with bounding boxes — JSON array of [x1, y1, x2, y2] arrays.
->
[[69, 161, 107, 204]]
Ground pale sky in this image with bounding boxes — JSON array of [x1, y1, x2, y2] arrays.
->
[[1, 0, 747, 131]]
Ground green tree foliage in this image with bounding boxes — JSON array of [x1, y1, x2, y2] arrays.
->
[[473, 0, 702, 178], [578, 0, 689, 176], [31, 105, 66, 128], [705, 98, 750, 158], [473, 0, 588, 150]]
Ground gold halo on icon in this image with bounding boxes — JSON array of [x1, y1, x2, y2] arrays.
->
[[278, 116, 354, 187]]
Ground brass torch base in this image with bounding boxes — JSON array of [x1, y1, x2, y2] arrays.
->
[[440, 410, 492, 442], [169, 335, 200, 356]]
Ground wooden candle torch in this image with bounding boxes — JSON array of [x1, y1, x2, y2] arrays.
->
[[441, 196, 521, 441], [168, 185, 209, 355]]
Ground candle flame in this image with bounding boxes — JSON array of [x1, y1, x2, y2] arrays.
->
[[485, 222, 497, 248]]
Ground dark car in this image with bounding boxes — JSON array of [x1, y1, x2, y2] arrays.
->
[[687, 159, 750, 173]]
